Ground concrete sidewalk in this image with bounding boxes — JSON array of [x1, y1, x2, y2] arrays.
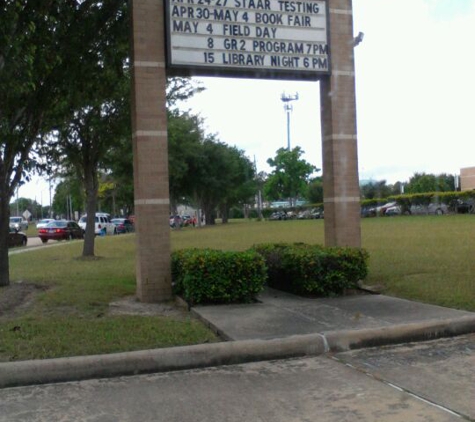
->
[[192, 287, 475, 342], [1, 288, 474, 388]]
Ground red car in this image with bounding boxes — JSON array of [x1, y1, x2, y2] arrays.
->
[[111, 218, 135, 234], [38, 220, 84, 243]]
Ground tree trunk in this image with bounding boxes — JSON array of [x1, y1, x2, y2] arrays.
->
[[0, 186, 11, 287], [82, 166, 99, 257], [221, 204, 229, 224], [203, 202, 216, 225]]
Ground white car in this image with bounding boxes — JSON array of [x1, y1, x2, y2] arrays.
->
[[78, 213, 116, 235], [36, 218, 55, 229], [9, 216, 29, 231]]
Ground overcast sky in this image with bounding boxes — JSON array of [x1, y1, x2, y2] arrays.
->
[[181, 0, 475, 183], [18, 0, 475, 203]]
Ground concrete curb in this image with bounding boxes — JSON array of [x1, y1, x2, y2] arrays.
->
[[0, 334, 327, 389], [1, 315, 474, 389], [324, 315, 475, 352]]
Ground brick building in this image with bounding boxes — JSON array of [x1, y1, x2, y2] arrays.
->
[[460, 167, 475, 191]]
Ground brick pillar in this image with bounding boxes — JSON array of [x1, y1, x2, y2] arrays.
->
[[320, 0, 361, 248], [130, 0, 172, 302]]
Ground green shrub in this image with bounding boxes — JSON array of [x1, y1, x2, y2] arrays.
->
[[171, 249, 267, 305], [252, 243, 369, 296]]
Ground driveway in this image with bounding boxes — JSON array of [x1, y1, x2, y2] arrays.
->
[[1, 336, 473, 422], [8, 237, 80, 255], [27, 237, 48, 247]]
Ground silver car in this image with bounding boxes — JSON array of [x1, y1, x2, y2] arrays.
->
[[410, 203, 449, 215]]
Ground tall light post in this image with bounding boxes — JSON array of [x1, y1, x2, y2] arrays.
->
[[281, 92, 299, 150]]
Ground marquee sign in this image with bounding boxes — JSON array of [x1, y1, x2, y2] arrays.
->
[[165, 0, 330, 79]]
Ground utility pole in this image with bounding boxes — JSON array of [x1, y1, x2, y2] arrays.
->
[[281, 92, 299, 150], [49, 178, 53, 218], [254, 155, 263, 220]]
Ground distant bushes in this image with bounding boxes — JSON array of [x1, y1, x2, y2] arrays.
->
[[172, 243, 369, 305]]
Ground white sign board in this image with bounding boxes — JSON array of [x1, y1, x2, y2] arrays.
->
[[166, 0, 329, 79]]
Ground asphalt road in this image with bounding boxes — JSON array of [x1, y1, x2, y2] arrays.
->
[[0, 334, 473, 422]]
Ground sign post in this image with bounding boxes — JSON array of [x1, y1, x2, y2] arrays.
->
[[320, 0, 361, 247], [131, 0, 173, 302], [130, 0, 360, 303]]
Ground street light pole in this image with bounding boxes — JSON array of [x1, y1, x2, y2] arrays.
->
[[281, 92, 299, 150]]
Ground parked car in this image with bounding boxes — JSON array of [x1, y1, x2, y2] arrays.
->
[[9, 216, 28, 231], [38, 220, 84, 243], [384, 205, 401, 216], [78, 213, 116, 235], [269, 211, 287, 220], [36, 218, 55, 229], [181, 215, 197, 226], [169, 215, 182, 228], [375, 202, 398, 216], [311, 208, 324, 219], [453, 200, 473, 214], [410, 203, 449, 215], [361, 206, 376, 218], [111, 218, 135, 234], [297, 210, 312, 219], [286, 211, 297, 219], [8, 227, 27, 248]]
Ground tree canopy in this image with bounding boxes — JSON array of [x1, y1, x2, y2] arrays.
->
[[360, 180, 398, 200], [0, 1, 92, 285], [405, 172, 455, 194], [39, 1, 130, 256], [264, 147, 318, 205], [167, 113, 256, 225]]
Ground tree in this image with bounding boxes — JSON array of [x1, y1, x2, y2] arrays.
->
[[172, 136, 256, 225], [102, 136, 134, 217], [103, 79, 205, 218], [360, 180, 394, 200], [9, 197, 44, 221], [306, 177, 324, 204], [264, 147, 318, 205], [167, 110, 205, 210], [43, 1, 130, 257], [52, 177, 84, 219], [194, 139, 230, 225], [0, 1, 78, 286], [217, 146, 256, 223], [167, 78, 204, 109], [405, 172, 455, 194]]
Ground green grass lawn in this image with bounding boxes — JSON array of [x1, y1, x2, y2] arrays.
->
[[2, 236, 218, 362], [362, 215, 475, 310], [23, 224, 39, 238], [172, 216, 475, 311], [1, 215, 474, 361]]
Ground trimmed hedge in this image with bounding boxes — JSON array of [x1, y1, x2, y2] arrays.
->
[[172, 248, 267, 305], [251, 243, 369, 296]]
